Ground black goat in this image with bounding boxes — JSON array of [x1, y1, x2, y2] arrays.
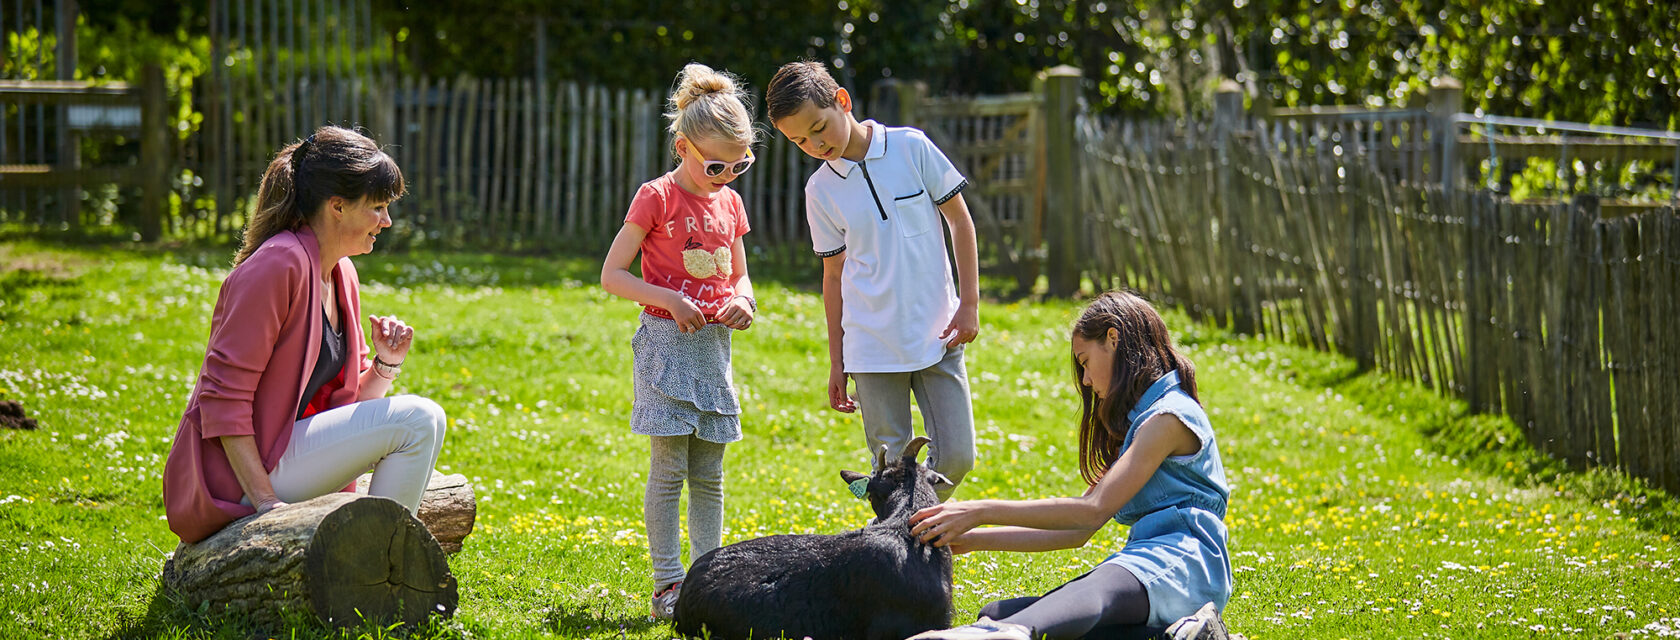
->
[[674, 436, 954, 640]]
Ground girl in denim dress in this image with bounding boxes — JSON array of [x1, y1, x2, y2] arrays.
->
[[909, 290, 1234, 640]]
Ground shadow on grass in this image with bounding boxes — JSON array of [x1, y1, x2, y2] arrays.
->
[[1176, 314, 1680, 537], [103, 584, 206, 640], [106, 582, 474, 640], [1315, 351, 1680, 537], [541, 597, 665, 636]]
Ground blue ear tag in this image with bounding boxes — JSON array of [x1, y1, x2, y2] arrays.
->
[[847, 478, 870, 500]]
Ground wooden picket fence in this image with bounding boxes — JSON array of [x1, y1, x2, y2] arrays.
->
[[376, 77, 817, 249], [183, 73, 824, 250], [1080, 115, 1679, 493]]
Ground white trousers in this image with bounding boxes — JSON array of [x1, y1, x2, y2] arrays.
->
[[247, 394, 448, 513]]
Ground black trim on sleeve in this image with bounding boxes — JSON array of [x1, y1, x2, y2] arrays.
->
[[815, 245, 847, 258], [934, 179, 969, 205]]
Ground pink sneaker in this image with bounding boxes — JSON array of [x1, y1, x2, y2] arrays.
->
[[651, 582, 681, 621]]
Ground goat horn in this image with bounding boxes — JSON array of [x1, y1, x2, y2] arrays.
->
[[876, 444, 889, 471], [902, 436, 932, 461]]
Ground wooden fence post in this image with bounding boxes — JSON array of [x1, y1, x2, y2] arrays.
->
[[56, 0, 79, 231], [1214, 79, 1253, 333], [139, 64, 169, 242], [1043, 65, 1083, 298], [868, 78, 924, 127], [1430, 76, 1462, 193]]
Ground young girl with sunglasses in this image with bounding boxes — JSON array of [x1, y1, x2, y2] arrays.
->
[[601, 62, 759, 621]]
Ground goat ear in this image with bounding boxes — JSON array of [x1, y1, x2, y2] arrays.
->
[[839, 469, 869, 484], [928, 471, 954, 488]]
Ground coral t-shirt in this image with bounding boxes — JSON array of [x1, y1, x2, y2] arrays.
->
[[624, 173, 751, 321]]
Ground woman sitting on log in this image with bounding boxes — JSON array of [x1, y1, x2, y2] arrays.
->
[[163, 125, 448, 544]]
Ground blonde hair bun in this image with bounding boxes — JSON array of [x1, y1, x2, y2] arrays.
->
[[666, 63, 758, 148], [673, 63, 738, 111]]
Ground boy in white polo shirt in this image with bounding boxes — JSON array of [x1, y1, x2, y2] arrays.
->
[[767, 60, 980, 500]]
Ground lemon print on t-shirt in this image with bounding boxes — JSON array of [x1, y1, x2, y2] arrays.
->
[[680, 237, 732, 280]]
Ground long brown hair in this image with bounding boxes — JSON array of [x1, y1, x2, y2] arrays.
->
[[233, 126, 405, 266], [1071, 290, 1199, 486]]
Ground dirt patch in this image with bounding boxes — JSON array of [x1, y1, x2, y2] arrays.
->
[[0, 245, 88, 280], [0, 399, 37, 430]]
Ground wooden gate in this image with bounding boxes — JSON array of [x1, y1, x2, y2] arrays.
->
[[876, 81, 1046, 293]]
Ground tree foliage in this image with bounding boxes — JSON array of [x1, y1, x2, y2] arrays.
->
[[368, 0, 1678, 128], [13, 0, 1680, 128]]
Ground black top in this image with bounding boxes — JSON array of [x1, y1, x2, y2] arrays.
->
[[297, 308, 346, 419]]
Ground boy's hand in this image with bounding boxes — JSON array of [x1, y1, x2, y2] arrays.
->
[[666, 293, 708, 333], [828, 365, 858, 413], [715, 295, 755, 330], [940, 301, 980, 347]]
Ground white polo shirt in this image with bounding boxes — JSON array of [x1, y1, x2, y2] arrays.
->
[[806, 120, 968, 373]]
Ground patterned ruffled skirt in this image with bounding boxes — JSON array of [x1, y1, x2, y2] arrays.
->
[[629, 312, 742, 444]]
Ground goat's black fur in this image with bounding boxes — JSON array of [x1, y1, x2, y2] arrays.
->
[[673, 438, 954, 640]]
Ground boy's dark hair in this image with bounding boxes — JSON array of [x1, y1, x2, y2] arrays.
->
[[767, 61, 841, 123]]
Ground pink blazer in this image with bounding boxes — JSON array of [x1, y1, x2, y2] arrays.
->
[[161, 227, 370, 543]]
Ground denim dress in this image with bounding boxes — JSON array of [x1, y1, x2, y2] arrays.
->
[[1099, 370, 1232, 627]]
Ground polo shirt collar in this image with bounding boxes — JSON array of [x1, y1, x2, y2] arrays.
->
[[824, 119, 888, 178]]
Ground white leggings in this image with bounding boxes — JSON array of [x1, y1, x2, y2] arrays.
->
[[249, 395, 448, 513]]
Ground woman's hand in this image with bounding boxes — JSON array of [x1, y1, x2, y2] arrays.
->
[[368, 315, 414, 364], [666, 293, 707, 333], [254, 497, 288, 514], [910, 500, 988, 547], [715, 295, 755, 330]]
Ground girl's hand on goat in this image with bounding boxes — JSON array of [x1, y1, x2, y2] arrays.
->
[[910, 501, 985, 547], [368, 315, 414, 364]]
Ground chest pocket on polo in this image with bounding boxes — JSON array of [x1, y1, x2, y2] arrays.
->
[[892, 188, 934, 237]]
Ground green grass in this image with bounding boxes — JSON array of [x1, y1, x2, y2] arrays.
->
[[1, 239, 1677, 639]]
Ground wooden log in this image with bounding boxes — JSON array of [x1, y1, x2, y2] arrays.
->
[[354, 471, 476, 553], [161, 493, 458, 628]]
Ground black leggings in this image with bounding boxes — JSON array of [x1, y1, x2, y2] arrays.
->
[[978, 564, 1166, 640]]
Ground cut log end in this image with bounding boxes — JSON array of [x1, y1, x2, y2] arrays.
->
[[305, 496, 458, 627], [163, 493, 458, 628], [355, 470, 476, 554]]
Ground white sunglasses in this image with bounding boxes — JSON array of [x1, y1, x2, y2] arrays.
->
[[683, 137, 755, 177]]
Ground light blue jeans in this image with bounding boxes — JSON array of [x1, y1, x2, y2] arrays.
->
[[850, 345, 976, 501], [243, 395, 448, 514]]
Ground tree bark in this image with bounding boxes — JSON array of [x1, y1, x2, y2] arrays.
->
[[161, 493, 458, 628], [355, 470, 476, 553]]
